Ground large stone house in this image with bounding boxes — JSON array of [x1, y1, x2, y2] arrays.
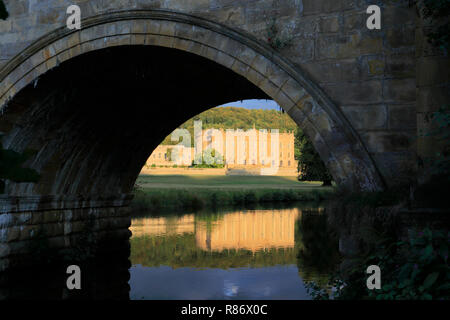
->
[[145, 128, 298, 176]]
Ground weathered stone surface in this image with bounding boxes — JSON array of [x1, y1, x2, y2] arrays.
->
[[341, 105, 387, 130], [319, 16, 339, 33], [416, 86, 450, 113], [302, 0, 358, 15], [386, 27, 415, 49], [383, 79, 416, 103], [416, 57, 450, 87], [324, 80, 383, 105], [389, 105, 416, 130], [361, 131, 415, 153], [0, 0, 442, 272], [386, 53, 415, 78]]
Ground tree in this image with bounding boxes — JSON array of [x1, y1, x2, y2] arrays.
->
[[0, 0, 8, 20], [0, 137, 40, 193], [161, 107, 297, 146], [295, 129, 333, 186], [192, 148, 225, 168]]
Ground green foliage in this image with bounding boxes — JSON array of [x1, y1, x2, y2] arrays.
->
[[131, 187, 333, 212], [369, 228, 449, 300], [0, 0, 8, 20], [265, 18, 293, 50], [416, 104, 450, 207], [192, 148, 225, 168], [0, 137, 40, 193], [416, 0, 450, 52], [162, 106, 328, 178], [295, 129, 333, 185], [422, 104, 450, 177], [131, 233, 298, 269], [162, 106, 297, 146], [306, 228, 450, 300]]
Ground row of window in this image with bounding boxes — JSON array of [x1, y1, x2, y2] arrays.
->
[[149, 155, 292, 167], [151, 152, 291, 159]]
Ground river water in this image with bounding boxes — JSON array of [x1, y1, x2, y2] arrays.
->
[[128, 203, 340, 300], [0, 203, 341, 299]]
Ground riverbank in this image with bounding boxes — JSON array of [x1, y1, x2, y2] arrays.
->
[[305, 199, 450, 300], [140, 166, 298, 176], [131, 174, 335, 211]]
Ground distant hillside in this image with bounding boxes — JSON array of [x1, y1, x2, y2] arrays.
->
[[162, 106, 297, 145], [159, 106, 332, 182]]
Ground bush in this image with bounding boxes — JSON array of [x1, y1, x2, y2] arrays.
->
[[130, 187, 334, 212], [306, 228, 450, 300]]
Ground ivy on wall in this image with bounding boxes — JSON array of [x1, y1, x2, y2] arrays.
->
[[265, 18, 293, 50], [0, 2, 40, 193], [415, 0, 450, 52], [0, 137, 40, 194], [415, 0, 450, 201]]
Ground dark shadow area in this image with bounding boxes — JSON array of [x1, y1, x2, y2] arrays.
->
[[1, 45, 268, 196], [0, 255, 131, 300]]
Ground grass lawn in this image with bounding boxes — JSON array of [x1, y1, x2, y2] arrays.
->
[[132, 174, 335, 212], [136, 174, 324, 190]]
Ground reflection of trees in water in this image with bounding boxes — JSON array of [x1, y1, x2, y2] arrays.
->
[[130, 234, 297, 269], [295, 211, 341, 288]]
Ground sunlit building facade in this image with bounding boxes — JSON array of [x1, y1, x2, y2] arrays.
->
[[144, 129, 298, 175]]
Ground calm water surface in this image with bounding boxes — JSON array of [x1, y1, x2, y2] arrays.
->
[[128, 204, 340, 300], [0, 204, 340, 299]]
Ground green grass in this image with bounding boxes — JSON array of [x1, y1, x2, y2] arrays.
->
[[132, 174, 335, 211], [137, 174, 324, 189]]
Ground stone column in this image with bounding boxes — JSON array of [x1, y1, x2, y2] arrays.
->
[[415, 3, 450, 185]]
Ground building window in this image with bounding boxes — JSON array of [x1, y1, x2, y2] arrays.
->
[[288, 161, 291, 166], [280, 160, 283, 166]]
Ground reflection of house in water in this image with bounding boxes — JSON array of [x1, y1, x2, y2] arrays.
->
[[196, 209, 300, 252], [144, 129, 298, 176], [130, 215, 195, 237], [130, 209, 303, 252]]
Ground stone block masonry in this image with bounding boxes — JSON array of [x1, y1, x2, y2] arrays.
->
[[0, 0, 446, 272]]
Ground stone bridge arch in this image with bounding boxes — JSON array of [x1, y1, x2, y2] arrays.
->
[[0, 9, 384, 194], [0, 9, 388, 271]]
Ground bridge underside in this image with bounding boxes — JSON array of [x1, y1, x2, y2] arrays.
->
[[3, 46, 268, 196], [0, 46, 269, 271]]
